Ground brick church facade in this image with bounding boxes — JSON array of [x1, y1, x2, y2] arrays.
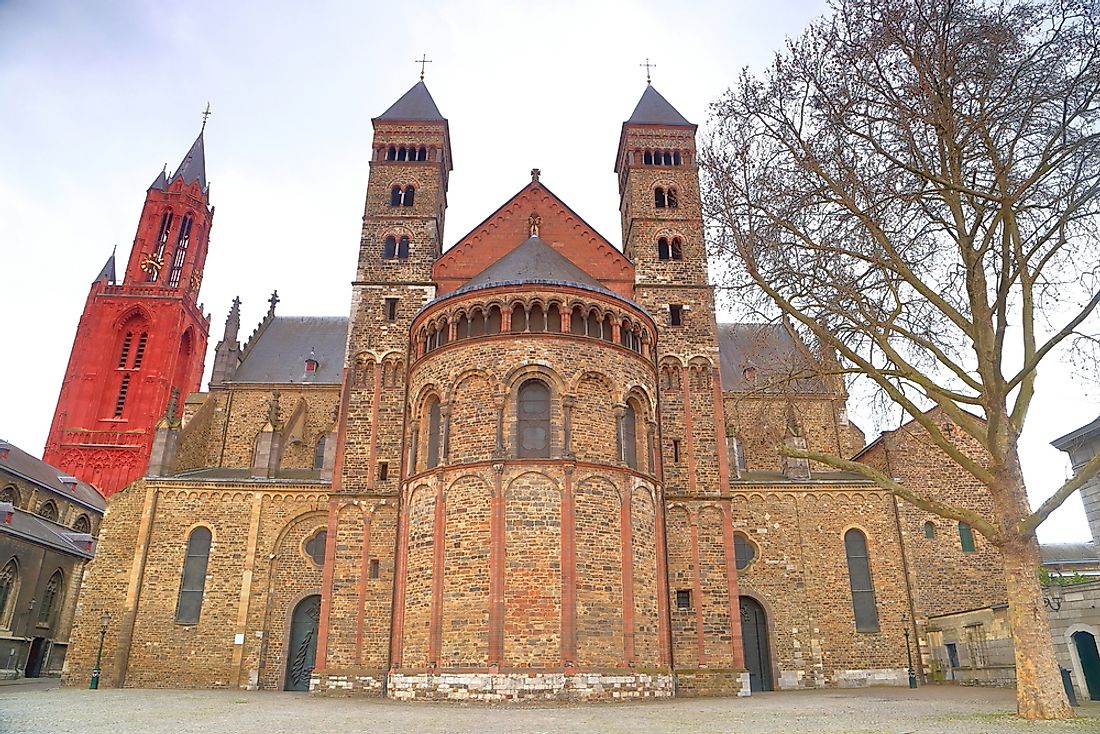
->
[[62, 81, 1007, 699]]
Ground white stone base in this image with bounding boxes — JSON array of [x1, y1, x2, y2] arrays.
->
[[387, 671, 675, 702], [833, 667, 910, 687], [309, 672, 385, 694]]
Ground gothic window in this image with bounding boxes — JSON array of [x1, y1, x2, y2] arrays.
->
[[658, 237, 671, 260], [304, 530, 327, 567], [0, 559, 17, 629], [923, 521, 936, 539], [655, 188, 666, 208], [383, 236, 397, 259], [667, 188, 679, 208], [517, 379, 551, 459], [390, 186, 402, 207], [403, 186, 415, 206], [149, 211, 173, 282], [176, 527, 212, 624], [487, 306, 502, 334], [0, 486, 16, 507], [546, 304, 561, 332], [958, 522, 976, 552], [529, 304, 545, 333], [167, 214, 192, 287], [844, 529, 879, 632], [622, 402, 638, 469], [671, 238, 684, 260], [313, 435, 327, 470], [133, 333, 149, 368], [426, 397, 442, 469], [37, 569, 62, 626], [37, 500, 59, 523], [117, 332, 133, 367], [114, 374, 131, 417], [398, 236, 410, 259], [73, 514, 91, 534], [733, 532, 757, 570], [570, 306, 586, 335]]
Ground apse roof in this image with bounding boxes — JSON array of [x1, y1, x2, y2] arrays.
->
[[455, 236, 610, 295], [626, 85, 693, 126], [376, 81, 446, 122], [232, 316, 348, 384]]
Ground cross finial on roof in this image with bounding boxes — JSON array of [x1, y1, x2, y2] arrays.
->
[[531, 168, 540, 183], [268, 290, 280, 314], [415, 53, 433, 81], [640, 58, 656, 85], [201, 102, 212, 132]]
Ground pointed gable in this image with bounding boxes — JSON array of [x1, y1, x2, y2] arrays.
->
[[375, 81, 446, 122], [433, 179, 634, 298], [626, 85, 693, 127]]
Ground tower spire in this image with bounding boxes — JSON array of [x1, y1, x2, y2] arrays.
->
[[201, 102, 212, 133]]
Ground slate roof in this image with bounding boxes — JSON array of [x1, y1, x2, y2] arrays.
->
[[149, 168, 168, 191], [1, 508, 95, 558], [1052, 415, 1100, 451], [169, 131, 207, 190], [376, 81, 446, 122], [626, 85, 693, 127], [0, 441, 105, 512], [232, 316, 348, 384], [716, 323, 830, 393], [1041, 542, 1099, 566], [455, 236, 610, 296], [93, 251, 116, 284]]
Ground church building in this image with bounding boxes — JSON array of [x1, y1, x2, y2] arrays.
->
[[61, 80, 1007, 700]]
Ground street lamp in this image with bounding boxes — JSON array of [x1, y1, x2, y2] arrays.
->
[[902, 614, 918, 689], [1043, 583, 1064, 612], [89, 611, 109, 690]]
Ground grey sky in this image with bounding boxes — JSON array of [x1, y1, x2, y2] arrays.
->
[[0, 0, 1094, 541]]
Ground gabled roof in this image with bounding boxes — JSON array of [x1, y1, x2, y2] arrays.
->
[[1, 508, 96, 559], [716, 323, 830, 393], [1052, 415, 1100, 452], [169, 131, 207, 190], [456, 236, 610, 295], [231, 316, 348, 384], [1041, 542, 1099, 565], [0, 441, 105, 511], [626, 85, 693, 126], [375, 81, 446, 122]]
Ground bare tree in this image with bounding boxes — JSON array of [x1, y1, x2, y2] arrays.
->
[[702, 0, 1100, 719]]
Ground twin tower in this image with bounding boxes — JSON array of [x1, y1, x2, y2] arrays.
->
[[59, 80, 748, 699]]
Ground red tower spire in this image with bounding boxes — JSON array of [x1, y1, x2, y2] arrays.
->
[[44, 127, 214, 496]]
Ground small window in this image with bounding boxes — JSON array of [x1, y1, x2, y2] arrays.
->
[[426, 397, 442, 469], [384, 298, 399, 321], [643, 151, 654, 165], [675, 589, 692, 610], [844, 529, 879, 632], [730, 436, 746, 472], [733, 532, 757, 570], [669, 304, 683, 326], [670, 238, 684, 260], [958, 522, 976, 552], [390, 186, 402, 207], [672, 439, 681, 463], [383, 236, 397, 259], [517, 379, 551, 459], [304, 529, 327, 566], [369, 559, 380, 579], [923, 521, 936, 539], [666, 188, 679, 208], [658, 237, 671, 261], [403, 186, 415, 206], [397, 236, 410, 259], [0, 485, 16, 506], [313, 435, 327, 470], [176, 527, 212, 624], [655, 188, 666, 208], [378, 461, 389, 481], [73, 514, 91, 534], [622, 402, 638, 469], [37, 570, 63, 626]]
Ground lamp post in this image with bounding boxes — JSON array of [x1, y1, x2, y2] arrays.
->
[[1043, 582, 1064, 612], [902, 614, 917, 689], [89, 611, 109, 690]]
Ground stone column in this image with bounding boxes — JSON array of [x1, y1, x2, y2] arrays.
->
[[614, 404, 626, 465], [562, 395, 575, 459], [440, 403, 452, 463]]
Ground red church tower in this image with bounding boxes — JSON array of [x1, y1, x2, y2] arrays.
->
[[44, 127, 214, 496]]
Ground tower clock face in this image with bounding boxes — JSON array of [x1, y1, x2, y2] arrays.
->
[[140, 253, 163, 275]]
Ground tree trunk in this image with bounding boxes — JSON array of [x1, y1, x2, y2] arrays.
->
[[1001, 539, 1074, 719]]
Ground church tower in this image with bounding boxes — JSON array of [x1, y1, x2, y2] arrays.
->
[[44, 128, 213, 496], [617, 85, 745, 689], [314, 79, 452, 684]]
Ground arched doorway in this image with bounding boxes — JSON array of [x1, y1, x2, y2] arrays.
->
[[739, 595, 773, 691], [1072, 630, 1100, 701], [284, 594, 321, 691]]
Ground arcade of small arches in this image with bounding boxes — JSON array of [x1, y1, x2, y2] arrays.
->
[[414, 296, 653, 359], [351, 353, 405, 389], [631, 148, 689, 167], [378, 144, 440, 162]]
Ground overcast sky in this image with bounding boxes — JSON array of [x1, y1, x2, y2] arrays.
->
[[0, 0, 1095, 542]]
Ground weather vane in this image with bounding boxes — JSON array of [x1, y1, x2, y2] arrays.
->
[[201, 102, 212, 132], [640, 58, 656, 85], [415, 53, 433, 81]]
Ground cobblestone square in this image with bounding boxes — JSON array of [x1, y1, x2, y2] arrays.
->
[[1, 685, 1098, 734]]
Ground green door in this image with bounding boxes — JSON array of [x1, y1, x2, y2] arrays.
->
[[1072, 630, 1100, 701], [284, 595, 321, 691]]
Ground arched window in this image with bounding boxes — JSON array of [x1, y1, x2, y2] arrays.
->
[[570, 306, 586, 335], [0, 485, 17, 507], [73, 514, 91, 534], [386, 146, 396, 161], [469, 309, 486, 337], [601, 315, 614, 342], [426, 397, 442, 469], [643, 151, 654, 165], [486, 306, 502, 334], [167, 214, 192, 287], [671, 238, 684, 260], [529, 304, 545, 333], [620, 319, 632, 348], [622, 402, 638, 469], [655, 188, 666, 208], [511, 305, 527, 333], [417, 146, 427, 161], [662, 151, 673, 165], [456, 313, 470, 339], [398, 236, 410, 259], [546, 304, 561, 332], [0, 559, 17, 629], [658, 237, 671, 261], [666, 188, 679, 208], [517, 379, 551, 458], [404, 186, 415, 206], [397, 146, 408, 161], [37, 570, 62, 626], [673, 151, 683, 165], [117, 332, 134, 367], [733, 532, 757, 569], [390, 186, 402, 207], [958, 522, 976, 552], [923, 521, 936, 539], [176, 527, 211, 624], [844, 529, 879, 632], [383, 236, 397, 259], [436, 319, 450, 347], [37, 501, 58, 523], [586, 311, 601, 338], [313, 435, 327, 470]]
